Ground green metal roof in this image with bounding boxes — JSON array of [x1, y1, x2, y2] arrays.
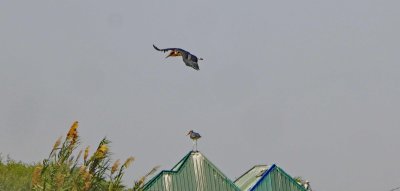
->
[[143, 151, 309, 191], [235, 164, 308, 191], [234, 165, 271, 190], [143, 151, 240, 191]]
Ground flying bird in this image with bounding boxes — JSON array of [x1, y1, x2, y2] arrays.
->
[[187, 130, 201, 151], [153, 44, 203, 71]]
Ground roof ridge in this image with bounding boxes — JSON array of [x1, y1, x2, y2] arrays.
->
[[170, 150, 193, 171], [193, 152, 240, 190], [143, 151, 240, 191], [142, 151, 193, 190], [248, 164, 308, 191], [249, 164, 276, 191], [275, 166, 308, 191]]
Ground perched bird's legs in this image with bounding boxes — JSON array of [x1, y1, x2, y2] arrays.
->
[[187, 130, 201, 151]]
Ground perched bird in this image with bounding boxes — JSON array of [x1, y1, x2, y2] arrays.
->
[[153, 44, 203, 70], [187, 130, 201, 151]]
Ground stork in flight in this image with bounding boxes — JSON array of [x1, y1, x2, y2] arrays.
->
[[187, 130, 201, 151], [153, 44, 203, 71]]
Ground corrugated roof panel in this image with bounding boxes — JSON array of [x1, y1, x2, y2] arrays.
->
[[144, 151, 309, 191], [234, 165, 271, 190], [143, 151, 240, 191], [249, 165, 307, 191]]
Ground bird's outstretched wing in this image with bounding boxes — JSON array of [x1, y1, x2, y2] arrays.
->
[[153, 44, 176, 53], [153, 44, 188, 54]]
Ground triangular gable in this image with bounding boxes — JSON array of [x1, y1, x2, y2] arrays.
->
[[143, 151, 240, 191], [248, 164, 307, 191]]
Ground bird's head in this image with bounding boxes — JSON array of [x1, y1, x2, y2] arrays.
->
[[187, 130, 193, 136], [166, 50, 181, 58]]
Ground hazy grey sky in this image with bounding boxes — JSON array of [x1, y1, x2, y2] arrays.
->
[[1, 1, 400, 190]]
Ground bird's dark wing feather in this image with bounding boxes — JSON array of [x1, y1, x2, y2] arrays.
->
[[153, 44, 188, 53], [189, 54, 199, 62], [193, 132, 201, 138], [153, 44, 175, 52]]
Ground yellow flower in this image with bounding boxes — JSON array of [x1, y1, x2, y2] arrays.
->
[[31, 165, 43, 186], [84, 146, 90, 162], [123, 157, 135, 168], [84, 181, 91, 191], [67, 121, 79, 142], [98, 144, 108, 154], [111, 159, 121, 175], [83, 172, 92, 191], [94, 144, 108, 159], [79, 165, 87, 175], [137, 177, 145, 187]]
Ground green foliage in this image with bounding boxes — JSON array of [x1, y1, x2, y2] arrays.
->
[[31, 121, 156, 191], [0, 121, 158, 191], [294, 176, 305, 184], [129, 166, 159, 191], [0, 154, 35, 191]]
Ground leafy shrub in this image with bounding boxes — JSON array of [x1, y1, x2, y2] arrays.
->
[[0, 155, 35, 191], [32, 121, 157, 191]]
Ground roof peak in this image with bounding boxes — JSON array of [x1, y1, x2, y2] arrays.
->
[[143, 150, 240, 191]]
